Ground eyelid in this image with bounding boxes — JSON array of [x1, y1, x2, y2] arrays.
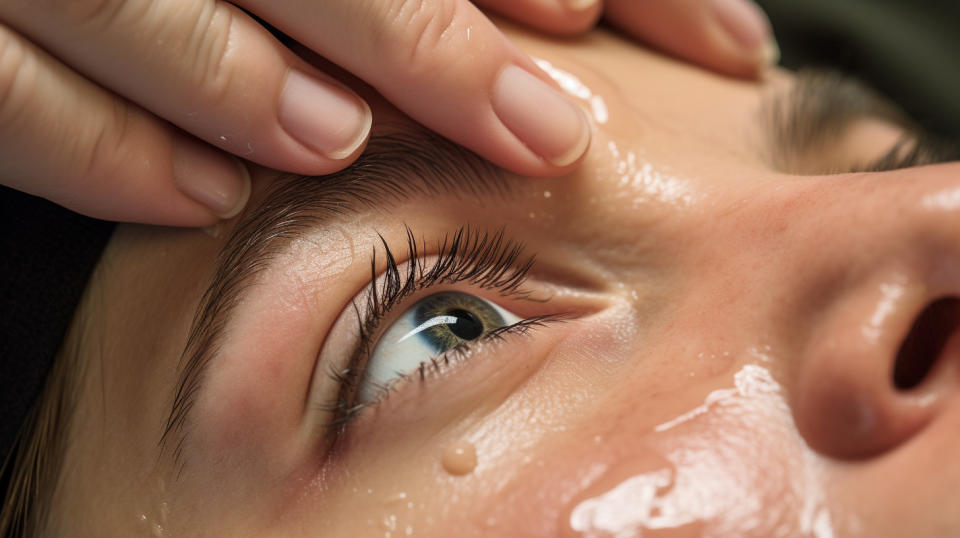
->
[[310, 226, 541, 434], [309, 225, 608, 452], [331, 288, 553, 430], [358, 305, 564, 406], [763, 69, 924, 175], [341, 310, 573, 440], [860, 133, 960, 172]]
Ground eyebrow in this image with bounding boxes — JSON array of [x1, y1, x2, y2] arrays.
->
[[764, 70, 960, 173], [159, 124, 509, 470]]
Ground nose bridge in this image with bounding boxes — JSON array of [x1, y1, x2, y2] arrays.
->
[[755, 167, 960, 281], [719, 166, 960, 322]]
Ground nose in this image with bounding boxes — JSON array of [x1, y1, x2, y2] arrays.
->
[[756, 164, 960, 460]]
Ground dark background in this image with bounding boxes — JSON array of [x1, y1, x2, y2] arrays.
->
[[759, 0, 960, 139]]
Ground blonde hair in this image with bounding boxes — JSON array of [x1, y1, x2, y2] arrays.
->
[[0, 287, 89, 537]]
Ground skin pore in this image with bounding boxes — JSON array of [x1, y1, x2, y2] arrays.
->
[[45, 20, 960, 538]]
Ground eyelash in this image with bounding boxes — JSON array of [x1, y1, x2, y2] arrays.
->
[[322, 225, 555, 432], [862, 134, 960, 172]]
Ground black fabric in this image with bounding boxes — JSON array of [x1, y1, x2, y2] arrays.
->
[[758, 0, 960, 139], [0, 187, 115, 495]]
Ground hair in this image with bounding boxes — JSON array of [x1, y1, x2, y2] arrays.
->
[[0, 277, 92, 537]]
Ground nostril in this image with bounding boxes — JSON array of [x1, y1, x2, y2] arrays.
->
[[796, 294, 960, 460], [893, 297, 960, 390]]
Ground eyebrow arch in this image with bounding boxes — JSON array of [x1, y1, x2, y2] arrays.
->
[[763, 70, 959, 174], [159, 124, 509, 472]]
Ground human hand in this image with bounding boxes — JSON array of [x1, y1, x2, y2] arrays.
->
[[0, 0, 775, 226], [484, 0, 778, 78]]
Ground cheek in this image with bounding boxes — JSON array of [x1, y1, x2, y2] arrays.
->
[[200, 286, 314, 452], [480, 340, 825, 537], [509, 364, 824, 538], [290, 300, 826, 538]]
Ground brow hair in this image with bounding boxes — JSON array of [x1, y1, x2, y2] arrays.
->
[[764, 69, 960, 173], [158, 124, 508, 473]]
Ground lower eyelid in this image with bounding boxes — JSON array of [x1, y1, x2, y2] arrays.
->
[[306, 287, 535, 436], [336, 294, 564, 420], [310, 227, 607, 444], [325, 315, 571, 445]]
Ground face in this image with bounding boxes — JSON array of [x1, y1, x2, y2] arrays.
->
[[51, 22, 960, 538]]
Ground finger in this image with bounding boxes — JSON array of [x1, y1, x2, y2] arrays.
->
[[0, 23, 249, 225], [603, 0, 779, 78], [239, 0, 591, 177], [1, 0, 371, 176], [474, 0, 603, 36]]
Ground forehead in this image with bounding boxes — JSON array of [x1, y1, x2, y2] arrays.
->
[[509, 25, 779, 168], [422, 28, 779, 266]]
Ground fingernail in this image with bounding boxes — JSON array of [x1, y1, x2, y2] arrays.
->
[[563, 0, 598, 11], [279, 70, 371, 160], [760, 38, 781, 68], [711, 0, 778, 62], [492, 65, 590, 167], [173, 139, 251, 219]]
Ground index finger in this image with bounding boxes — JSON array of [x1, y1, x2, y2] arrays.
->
[[239, 0, 592, 177]]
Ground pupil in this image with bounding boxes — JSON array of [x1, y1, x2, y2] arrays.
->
[[447, 309, 484, 340]]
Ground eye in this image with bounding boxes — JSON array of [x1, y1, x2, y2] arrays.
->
[[357, 291, 521, 402]]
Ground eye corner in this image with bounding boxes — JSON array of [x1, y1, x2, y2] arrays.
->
[[312, 227, 594, 443]]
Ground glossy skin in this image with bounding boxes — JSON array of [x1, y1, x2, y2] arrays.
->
[[0, 0, 774, 226], [49, 22, 960, 538]]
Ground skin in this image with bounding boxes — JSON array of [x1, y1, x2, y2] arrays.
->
[[0, 0, 774, 225], [48, 22, 960, 538]]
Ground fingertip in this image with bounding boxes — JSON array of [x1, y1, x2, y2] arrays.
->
[[603, 0, 778, 79], [278, 70, 373, 161], [545, 104, 592, 169], [729, 34, 781, 78], [760, 38, 781, 70], [219, 158, 252, 220], [564, 0, 599, 10], [554, 0, 604, 35], [477, 0, 603, 36], [172, 137, 251, 220], [491, 65, 592, 170], [707, 0, 779, 76]]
